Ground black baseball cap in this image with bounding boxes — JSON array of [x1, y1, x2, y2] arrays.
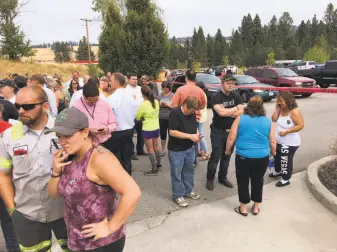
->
[[45, 107, 89, 136], [221, 74, 236, 82], [0, 79, 18, 89]]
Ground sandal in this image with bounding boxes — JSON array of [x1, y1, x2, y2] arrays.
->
[[234, 206, 248, 217], [161, 152, 166, 157], [199, 153, 210, 161], [252, 205, 260, 216]]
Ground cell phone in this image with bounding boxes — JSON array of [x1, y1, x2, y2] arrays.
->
[[199, 135, 204, 139], [276, 104, 281, 108], [51, 139, 75, 162]]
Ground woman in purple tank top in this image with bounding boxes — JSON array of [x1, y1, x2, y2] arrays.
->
[[47, 108, 141, 252]]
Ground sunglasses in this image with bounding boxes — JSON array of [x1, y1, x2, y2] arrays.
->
[[15, 102, 45, 111]]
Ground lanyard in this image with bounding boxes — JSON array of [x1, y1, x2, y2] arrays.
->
[[81, 97, 96, 120]]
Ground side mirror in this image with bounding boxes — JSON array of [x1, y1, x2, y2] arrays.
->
[[271, 76, 277, 80]]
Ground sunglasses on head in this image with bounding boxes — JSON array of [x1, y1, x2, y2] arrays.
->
[[15, 102, 45, 111]]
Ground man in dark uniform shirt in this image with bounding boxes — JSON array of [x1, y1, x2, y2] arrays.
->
[[206, 74, 244, 191]]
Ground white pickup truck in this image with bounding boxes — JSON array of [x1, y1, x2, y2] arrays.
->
[[297, 61, 316, 70]]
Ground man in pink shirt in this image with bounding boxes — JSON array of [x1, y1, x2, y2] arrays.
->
[[73, 82, 117, 148]]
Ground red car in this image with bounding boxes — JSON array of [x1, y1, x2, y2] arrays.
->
[[245, 67, 317, 97]]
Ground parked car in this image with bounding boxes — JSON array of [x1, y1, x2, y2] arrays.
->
[[245, 67, 316, 97], [233, 75, 278, 103], [296, 60, 337, 88], [227, 65, 238, 74], [168, 73, 222, 106]]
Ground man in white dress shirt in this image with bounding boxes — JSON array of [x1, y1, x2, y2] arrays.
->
[[106, 72, 138, 175], [30, 74, 58, 116], [125, 73, 145, 157], [65, 71, 85, 89]]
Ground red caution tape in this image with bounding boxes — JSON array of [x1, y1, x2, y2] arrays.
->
[[235, 86, 337, 94]]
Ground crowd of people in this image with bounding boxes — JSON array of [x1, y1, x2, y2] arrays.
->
[[0, 69, 304, 251]]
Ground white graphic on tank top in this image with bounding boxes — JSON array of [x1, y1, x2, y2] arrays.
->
[[223, 100, 235, 108]]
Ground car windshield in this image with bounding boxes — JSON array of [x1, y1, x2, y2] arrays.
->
[[235, 75, 259, 84], [196, 74, 221, 84], [275, 68, 298, 77]]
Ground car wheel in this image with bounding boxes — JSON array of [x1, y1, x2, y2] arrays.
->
[[319, 83, 330, 88], [302, 93, 312, 98], [240, 91, 248, 103]]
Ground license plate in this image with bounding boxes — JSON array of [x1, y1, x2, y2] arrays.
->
[[269, 92, 273, 96]]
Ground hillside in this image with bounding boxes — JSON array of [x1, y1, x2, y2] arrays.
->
[[0, 60, 89, 81]]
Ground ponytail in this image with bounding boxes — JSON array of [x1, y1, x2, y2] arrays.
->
[[148, 90, 156, 108], [141, 85, 156, 108]]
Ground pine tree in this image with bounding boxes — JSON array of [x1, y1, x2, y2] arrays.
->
[[253, 14, 264, 46], [53, 41, 71, 63], [0, 0, 34, 60], [168, 37, 179, 69], [76, 36, 95, 61], [184, 39, 192, 69], [206, 34, 215, 67], [311, 15, 319, 45], [123, 0, 169, 75], [214, 29, 225, 65], [196, 26, 207, 66], [229, 30, 245, 66], [98, 1, 125, 73]]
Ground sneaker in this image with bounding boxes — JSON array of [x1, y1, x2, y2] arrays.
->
[[219, 179, 234, 188], [157, 164, 163, 171], [186, 192, 200, 200], [143, 170, 158, 176], [132, 154, 139, 160], [276, 180, 290, 187], [206, 180, 214, 191], [174, 197, 188, 207], [269, 172, 281, 178]]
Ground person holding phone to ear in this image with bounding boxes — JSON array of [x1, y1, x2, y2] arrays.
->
[[73, 82, 117, 148]]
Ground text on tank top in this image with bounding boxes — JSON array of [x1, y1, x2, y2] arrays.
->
[[276, 115, 301, 146]]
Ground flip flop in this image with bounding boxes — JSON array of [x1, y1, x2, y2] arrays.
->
[[234, 206, 248, 217], [252, 206, 260, 216]]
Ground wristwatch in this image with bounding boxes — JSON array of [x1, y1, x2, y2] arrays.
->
[[50, 168, 62, 178]]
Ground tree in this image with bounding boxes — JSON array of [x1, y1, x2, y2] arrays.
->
[[123, 0, 169, 75], [76, 36, 95, 61], [168, 36, 179, 69], [214, 29, 226, 65], [206, 34, 214, 67], [53, 42, 71, 63], [304, 46, 329, 63], [253, 14, 264, 46], [98, 0, 125, 73], [0, 0, 34, 60], [184, 38, 192, 68], [266, 51, 275, 65], [229, 30, 245, 66], [311, 15, 319, 45], [222, 55, 229, 66]]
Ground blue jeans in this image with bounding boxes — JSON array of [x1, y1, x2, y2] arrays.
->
[[0, 197, 19, 251], [169, 147, 196, 199], [198, 123, 208, 153]]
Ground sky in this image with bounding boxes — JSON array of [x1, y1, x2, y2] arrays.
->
[[18, 0, 333, 44]]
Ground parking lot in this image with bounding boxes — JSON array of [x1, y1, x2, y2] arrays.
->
[[129, 91, 337, 223]]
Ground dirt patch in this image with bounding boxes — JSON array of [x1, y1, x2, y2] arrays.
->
[[318, 158, 337, 197]]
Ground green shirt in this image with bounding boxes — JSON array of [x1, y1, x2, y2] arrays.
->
[[136, 100, 160, 131]]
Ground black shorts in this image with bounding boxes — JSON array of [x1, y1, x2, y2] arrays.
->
[[11, 210, 68, 252], [159, 119, 169, 140]]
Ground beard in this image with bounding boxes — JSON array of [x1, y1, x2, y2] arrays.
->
[[20, 107, 44, 126]]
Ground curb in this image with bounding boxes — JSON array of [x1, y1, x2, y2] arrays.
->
[[306, 156, 337, 215]]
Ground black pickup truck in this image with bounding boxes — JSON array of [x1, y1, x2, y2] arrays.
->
[[296, 60, 337, 88]]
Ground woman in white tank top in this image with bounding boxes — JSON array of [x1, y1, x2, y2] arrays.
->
[[270, 92, 304, 187]]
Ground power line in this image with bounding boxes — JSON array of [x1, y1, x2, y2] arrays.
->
[[80, 18, 93, 64]]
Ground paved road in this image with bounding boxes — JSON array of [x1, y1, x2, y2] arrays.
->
[[1, 92, 337, 251], [129, 92, 337, 223]]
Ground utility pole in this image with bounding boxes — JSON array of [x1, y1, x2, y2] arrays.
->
[[80, 18, 93, 64]]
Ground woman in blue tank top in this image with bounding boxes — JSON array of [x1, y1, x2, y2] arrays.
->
[[225, 96, 276, 216]]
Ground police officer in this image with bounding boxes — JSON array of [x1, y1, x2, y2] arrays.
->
[[0, 86, 68, 252], [206, 74, 244, 191]]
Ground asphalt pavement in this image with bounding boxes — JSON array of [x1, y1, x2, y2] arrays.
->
[[129, 92, 337, 223]]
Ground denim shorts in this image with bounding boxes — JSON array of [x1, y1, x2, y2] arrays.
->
[[142, 129, 160, 139]]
